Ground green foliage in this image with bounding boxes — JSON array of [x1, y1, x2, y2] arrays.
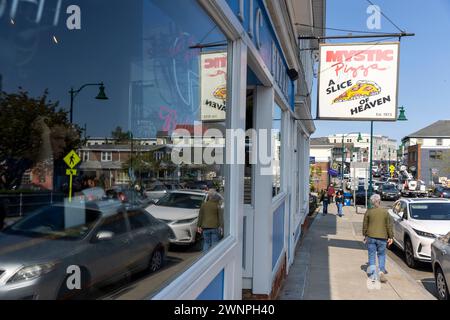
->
[[0, 90, 81, 189]]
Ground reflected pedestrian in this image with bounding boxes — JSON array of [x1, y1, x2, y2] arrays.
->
[[320, 190, 329, 216], [197, 189, 224, 252], [327, 184, 335, 203], [335, 190, 344, 217], [363, 194, 393, 283]]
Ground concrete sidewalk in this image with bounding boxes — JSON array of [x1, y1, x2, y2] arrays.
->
[[279, 204, 435, 300]]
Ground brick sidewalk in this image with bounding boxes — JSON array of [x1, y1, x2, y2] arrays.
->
[[278, 204, 435, 300]]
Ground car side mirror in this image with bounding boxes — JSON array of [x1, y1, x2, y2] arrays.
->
[[94, 231, 114, 242]]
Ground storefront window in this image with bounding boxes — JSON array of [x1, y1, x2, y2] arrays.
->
[[0, 0, 229, 299], [272, 104, 283, 197]]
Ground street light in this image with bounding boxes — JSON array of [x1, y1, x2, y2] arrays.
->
[[368, 106, 408, 208], [341, 132, 362, 189], [69, 82, 108, 123]]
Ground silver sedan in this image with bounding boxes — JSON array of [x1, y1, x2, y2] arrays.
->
[[0, 200, 172, 300]]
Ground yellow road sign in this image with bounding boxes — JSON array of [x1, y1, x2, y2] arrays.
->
[[63, 150, 81, 169], [66, 169, 77, 176], [389, 165, 395, 173]]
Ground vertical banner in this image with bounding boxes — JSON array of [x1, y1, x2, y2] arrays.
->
[[200, 52, 227, 121], [318, 42, 399, 121]]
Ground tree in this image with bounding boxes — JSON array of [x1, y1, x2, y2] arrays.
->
[[111, 126, 131, 143], [0, 90, 81, 190]]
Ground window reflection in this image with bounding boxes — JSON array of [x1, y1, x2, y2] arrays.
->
[[272, 104, 282, 197], [0, 0, 229, 299]]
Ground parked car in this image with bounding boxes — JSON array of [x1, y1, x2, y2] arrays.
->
[[388, 198, 450, 268], [431, 231, 450, 300], [309, 193, 318, 215], [0, 201, 172, 299], [145, 190, 208, 245], [430, 185, 450, 198], [106, 186, 153, 208], [185, 181, 214, 191], [380, 184, 401, 201], [144, 183, 182, 201]]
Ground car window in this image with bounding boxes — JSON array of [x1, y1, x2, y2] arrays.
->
[[409, 203, 450, 220], [127, 210, 151, 230], [97, 212, 128, 235], [4, 205, 101, 240], [156, 193, 205, 209], [400, 202, 408, 218]]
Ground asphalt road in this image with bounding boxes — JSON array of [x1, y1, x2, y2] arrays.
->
[[381, 199, 438, 299]]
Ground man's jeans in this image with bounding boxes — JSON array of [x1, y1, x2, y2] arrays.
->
[[367, 237, 387, 276], [202, 228, 220, 252], [323, 201, 328, 214]]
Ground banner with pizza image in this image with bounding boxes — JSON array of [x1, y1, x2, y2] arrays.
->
[[317, 42, 399, 121], [200, 51, 227, 122]]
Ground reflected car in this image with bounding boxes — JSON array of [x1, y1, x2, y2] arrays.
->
[[145, 191, 208, 245], [431, 231, 450, 300], [144, 184, 182, 201], [106, 186, 153, 208], [0, 201, 172, 300], [388, 198, 450, 268]]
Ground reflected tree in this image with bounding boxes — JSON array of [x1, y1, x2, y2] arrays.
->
[[0, 90, 82, 190]]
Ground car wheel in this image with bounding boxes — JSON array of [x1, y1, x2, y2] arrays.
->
[[149, 248, 164, 273], [435, 266, 449, 300], [404, 238, 417, 269]]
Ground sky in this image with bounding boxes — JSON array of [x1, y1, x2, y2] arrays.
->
[[311, 0, 450, 143]]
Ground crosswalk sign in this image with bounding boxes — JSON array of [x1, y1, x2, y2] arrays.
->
[[389, 165, 395, 173], [64, 150, 81, 169]]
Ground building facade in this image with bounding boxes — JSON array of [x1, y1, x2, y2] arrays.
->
[[402, 120, 450, 185], [0, 0, 324, 300]]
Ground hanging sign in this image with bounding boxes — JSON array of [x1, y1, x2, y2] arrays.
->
[[317, 42, 399, 121], [200, 52, 227, 121]]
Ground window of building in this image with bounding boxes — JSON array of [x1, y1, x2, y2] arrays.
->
[[101, 152, 112, 162], [272, 104, 283, 197], [82, 151, 90, 162], [0, 0, 230, 299], [430, 150, 443, 160], [437, 138, 443, 146]]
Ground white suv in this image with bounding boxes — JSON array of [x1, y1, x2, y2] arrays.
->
[[388, 198, 450, 268]]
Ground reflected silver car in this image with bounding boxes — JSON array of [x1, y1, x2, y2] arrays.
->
[[432, 232, 450, 300], [0, 200, 172, 300]]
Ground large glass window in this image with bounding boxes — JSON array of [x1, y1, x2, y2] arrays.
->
[[272, 104, 283, 197], [0, 0, 229, 300]]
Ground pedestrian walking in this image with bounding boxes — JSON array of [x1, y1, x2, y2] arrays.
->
[[335, 190, 344, 217], [320, 191, 329, 215], [197, 189, 224, 252], [363, 194, 394, 283], [327, 184, 335, 203]]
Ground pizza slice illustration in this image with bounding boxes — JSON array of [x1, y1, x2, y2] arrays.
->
[[332, 80, 381, 104]]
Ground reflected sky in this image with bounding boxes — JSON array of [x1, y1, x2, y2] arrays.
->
[[0, 0, 227, 138]]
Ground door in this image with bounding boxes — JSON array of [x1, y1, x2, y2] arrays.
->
[[395, 201, 408, 249], [390, 201, 403, 248], [126, 209, 159, 271], [87, 212, 133, 285]]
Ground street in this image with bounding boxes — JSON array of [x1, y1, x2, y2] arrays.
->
[[380, 199, 438, 299]]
